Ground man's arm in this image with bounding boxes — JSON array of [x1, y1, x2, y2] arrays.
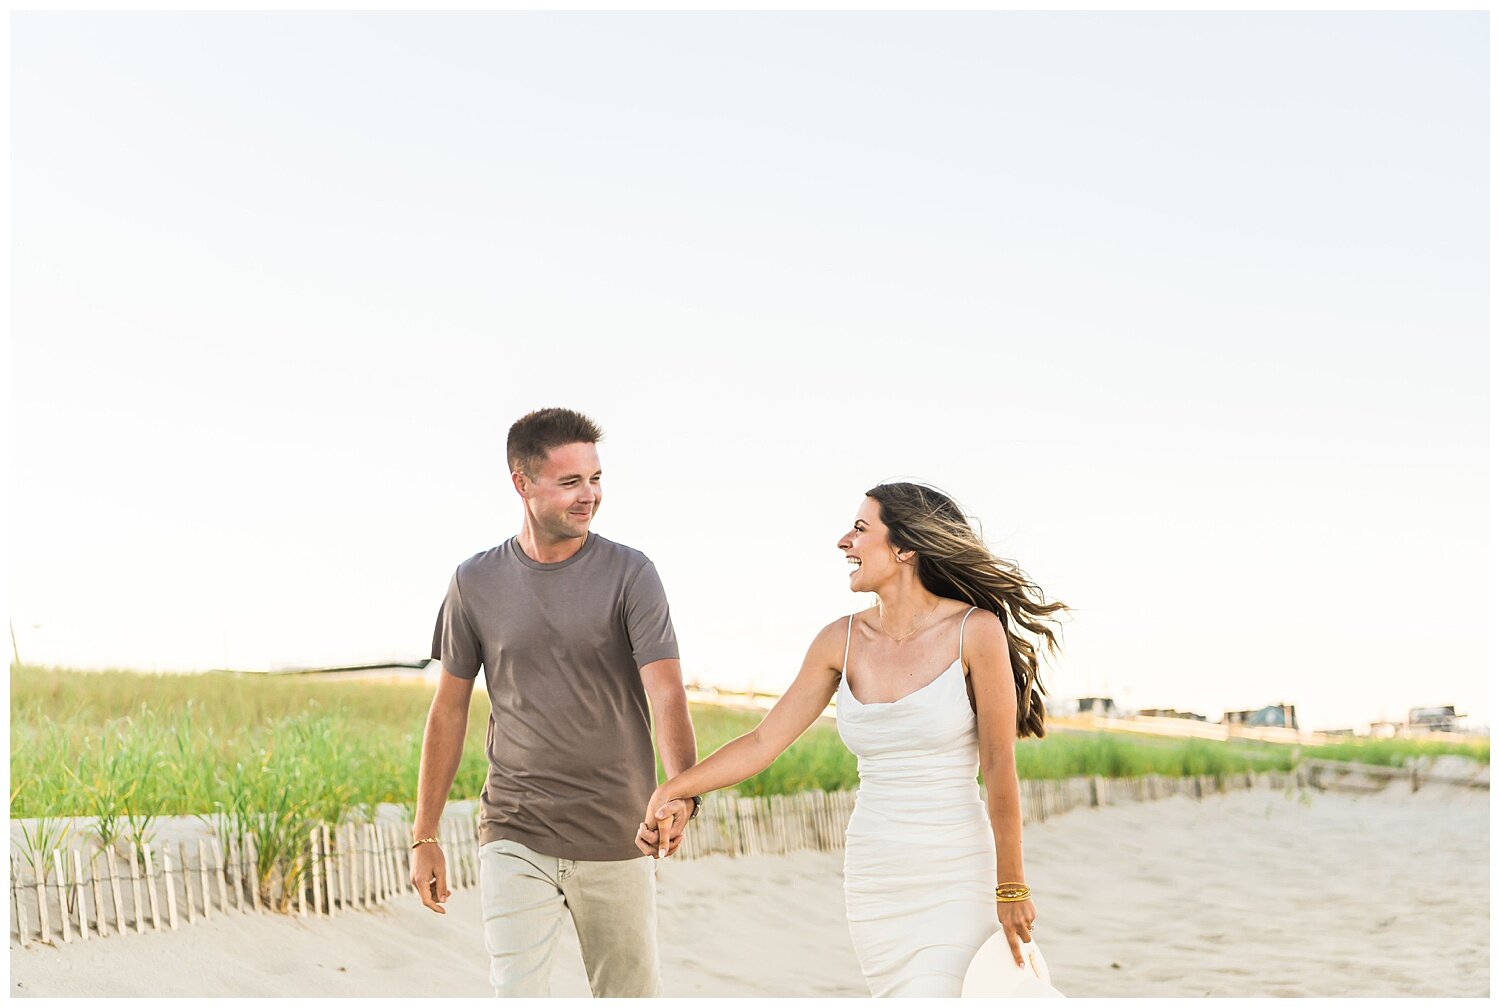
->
[[640, 658, 698, 854], [409, 668, 474, 914], [642, 658, 697, 779]]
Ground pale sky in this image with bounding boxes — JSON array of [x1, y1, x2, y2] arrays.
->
[[9, 12, 1489, 733]]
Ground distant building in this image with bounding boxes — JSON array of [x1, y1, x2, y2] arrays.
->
[[1224, 703, 1298, 730], [1137, 707, 1208, 722], [1076, 696, 1121, 718]]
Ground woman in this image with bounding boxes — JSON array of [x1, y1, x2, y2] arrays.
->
[[637, 483, 1067, 997]]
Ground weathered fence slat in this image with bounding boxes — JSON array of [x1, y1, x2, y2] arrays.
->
[[340, 825, 353, 910], [399, 824, 412, 895], [34, 855, 51, 943], [310, 829, 324, 916], [73, 851, 90, 941], [14, 858, 31, 948], [408, 822, 421, 894], [446, 820, 461, 889], [347, 825, 359, 910], [385, 824, 399, 901], [212, 840, 230, 914], [357, 822, 369, 912], [437, 820, 451, 890], [346, 824, 357, 908], [195, 841, 212, 921], [295, 853, 307, 917], [372, 823, 383, 904], [395, 824, 407, 897], [162, 845, 179, 930], [54, 851, 71, 943], [367, 824, 378, 906], [365, 824, 376, 907], [375, 825, 389, 904], [246, 835, 261, 914], [380, 823, 391, 903], [364, 829, 377, 907], [143, 845, 161, 932], [338, 825, 352, 913], [178, 843, 194, 925], [468, 817, 479, 885], [392, 824, 403, 901], [88, 853, 107, 937], [320, 825, 335, 916], [128, 849, 145, 934], [452, 820, 465, 888], [107, 847, 126, 935], [459, 818, 471, 888], [224, 838, 242, 914]]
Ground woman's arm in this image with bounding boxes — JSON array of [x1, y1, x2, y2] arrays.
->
[[635, 618, 847, 857], [967, 609, 1037, 968]]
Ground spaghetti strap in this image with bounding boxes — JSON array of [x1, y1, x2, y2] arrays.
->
[[843, 614, 855, 675], [957, 606, 978, 667]]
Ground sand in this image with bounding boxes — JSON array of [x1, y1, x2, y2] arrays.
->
[[10, 784, 1488, 998]]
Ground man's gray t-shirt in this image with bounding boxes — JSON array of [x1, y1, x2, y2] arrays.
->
[[434, 533, 677, 861]]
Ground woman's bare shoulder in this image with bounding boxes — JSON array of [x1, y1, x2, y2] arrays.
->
[[960, 607, 1009, 662], [802, 612, 859, 667]]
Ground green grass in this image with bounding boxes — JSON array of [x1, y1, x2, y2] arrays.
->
[[1301, 736, 1488, 767], [9, 665, 492, 823], [1015, 729, 1297, 779], [671, 707, 1313, 789], [684, 706, 858, 796], [12, 665, 1487, 835], [9, 665, 493, 901]]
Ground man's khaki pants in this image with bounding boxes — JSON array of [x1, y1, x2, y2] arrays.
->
[[478, 838, 661, 998]]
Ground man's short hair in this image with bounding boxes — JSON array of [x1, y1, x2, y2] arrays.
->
[[507, 408, 604, 477]]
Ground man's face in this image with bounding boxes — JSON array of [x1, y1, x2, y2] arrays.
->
[[515, 441, 603, 541]]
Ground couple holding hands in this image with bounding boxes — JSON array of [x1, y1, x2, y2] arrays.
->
[[411, 408, 1065, 998]]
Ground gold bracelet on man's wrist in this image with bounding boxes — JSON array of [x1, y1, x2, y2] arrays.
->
[[995, 882, 1031, 903], [411, 836, 440, 850]]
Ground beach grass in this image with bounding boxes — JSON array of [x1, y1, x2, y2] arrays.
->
[[11, 665, 1486, 829], [9, 666, 489, 824], [1300, 735, 1489, 767]]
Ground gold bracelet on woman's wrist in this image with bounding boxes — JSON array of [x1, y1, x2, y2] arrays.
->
[[995, 882, 1031, 902], [411, 836, 440, 850]]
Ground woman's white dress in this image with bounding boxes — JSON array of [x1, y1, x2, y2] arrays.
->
[[836, 608, 1000, 997]]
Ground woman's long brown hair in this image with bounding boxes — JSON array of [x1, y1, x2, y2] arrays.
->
[[866, 482, 1067, 738]]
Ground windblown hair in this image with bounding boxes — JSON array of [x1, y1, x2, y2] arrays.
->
[[507, 408, 604, 477], [866, 482, 1067, 738]]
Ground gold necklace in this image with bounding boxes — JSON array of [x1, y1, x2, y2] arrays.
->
[[879, 600, 939, 642]]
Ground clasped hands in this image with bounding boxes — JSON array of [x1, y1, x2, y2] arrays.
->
[[633, 788, 693, 859]]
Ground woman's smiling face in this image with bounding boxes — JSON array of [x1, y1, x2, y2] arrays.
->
[[838, 496, 902, 593]]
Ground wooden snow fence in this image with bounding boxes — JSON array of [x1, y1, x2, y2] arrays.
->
[[12, 770, 1300, 946], [671, 768, 1296, 861], [9, 812, 481, 949]]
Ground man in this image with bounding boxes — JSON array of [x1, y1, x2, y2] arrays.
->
[[411, 407, 699, 998]]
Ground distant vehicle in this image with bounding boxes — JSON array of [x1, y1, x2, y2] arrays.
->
[[1408, 705, 1465, 734]]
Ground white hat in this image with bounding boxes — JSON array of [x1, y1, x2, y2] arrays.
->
[[961, 934, 1065, 998]]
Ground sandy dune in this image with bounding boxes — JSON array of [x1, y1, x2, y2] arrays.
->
[[10, 784, 1488, 998]]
